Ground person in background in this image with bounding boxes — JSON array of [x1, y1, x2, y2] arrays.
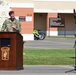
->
[[1, 11, 21, 32]]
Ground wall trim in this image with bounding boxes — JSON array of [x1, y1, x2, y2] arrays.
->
[[47, 31, 58, 36], [22, 34, 34, 41], [34, 9, 73, 13], [58, 31, 75, 35], [34, 0, 76, 2], [47, 31, 75, 36], [9, 3, 34, 8]]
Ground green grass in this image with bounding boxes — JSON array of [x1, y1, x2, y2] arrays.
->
[[23, 49, 75, 65]]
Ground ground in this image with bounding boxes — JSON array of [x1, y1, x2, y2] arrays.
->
[[24, 37, 75, 49], [0, 37, 76, 75], [0, 65, 76, 75]]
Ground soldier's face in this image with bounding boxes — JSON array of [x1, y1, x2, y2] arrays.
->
[[10, 13, 15, 18]]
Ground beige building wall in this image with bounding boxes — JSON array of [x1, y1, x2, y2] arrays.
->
[[6, 0, 33, 3], [6, 0, 76, 10], [34, 1, 76, 10], [58, 13, 75, 35]]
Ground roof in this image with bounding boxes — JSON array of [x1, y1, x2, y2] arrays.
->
[[6, 0, 33, 3]]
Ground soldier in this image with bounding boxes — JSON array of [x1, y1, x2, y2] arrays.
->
[[1, 11, 21, 32]]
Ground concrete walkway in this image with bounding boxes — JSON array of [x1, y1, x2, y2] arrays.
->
[[24, 37, 75, 49], [0, 65, 76, 75]]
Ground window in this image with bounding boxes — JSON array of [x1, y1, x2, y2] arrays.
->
[[19, 16, 25, 22]]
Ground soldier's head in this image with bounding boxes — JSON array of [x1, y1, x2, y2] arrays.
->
[[9, 11, 15, 18]]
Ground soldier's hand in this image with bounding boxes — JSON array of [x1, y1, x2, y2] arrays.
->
[[12, 26, 16, 29]]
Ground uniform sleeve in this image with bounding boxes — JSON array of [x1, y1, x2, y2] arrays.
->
[[16, 21, 22, 32], [1, 20, 7, 31]]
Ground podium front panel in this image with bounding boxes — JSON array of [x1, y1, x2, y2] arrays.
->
[[0, 32, 23, 70]]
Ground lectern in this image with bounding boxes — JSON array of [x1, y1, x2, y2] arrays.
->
[[0, 32, 23, 70]]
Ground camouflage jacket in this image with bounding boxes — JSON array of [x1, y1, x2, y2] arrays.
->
[[1, 18, 21, 32]]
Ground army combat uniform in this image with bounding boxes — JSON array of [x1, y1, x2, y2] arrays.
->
[[1, 18, 21, 32]]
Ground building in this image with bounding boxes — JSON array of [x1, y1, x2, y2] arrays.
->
[[0, 0, 76, 41]]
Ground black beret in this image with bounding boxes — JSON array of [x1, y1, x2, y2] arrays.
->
[[9, 11, 14, 16]]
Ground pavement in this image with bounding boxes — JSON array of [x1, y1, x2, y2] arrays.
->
[[24, 37, 75, 49], [0, 65, 76, 75]]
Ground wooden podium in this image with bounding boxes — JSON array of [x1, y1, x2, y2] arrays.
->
[[0, 32, 23, 70]]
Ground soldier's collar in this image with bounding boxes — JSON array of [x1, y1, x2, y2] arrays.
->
[[9, 18, 16, 22]]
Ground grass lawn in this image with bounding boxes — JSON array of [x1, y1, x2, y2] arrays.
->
[[23, 49, 75, 65]]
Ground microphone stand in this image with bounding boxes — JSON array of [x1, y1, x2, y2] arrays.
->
[[65, 40, 76, 73], [65, 9, 76, 73]]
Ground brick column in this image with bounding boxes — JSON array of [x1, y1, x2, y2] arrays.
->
[[47, 13, 58, 36]]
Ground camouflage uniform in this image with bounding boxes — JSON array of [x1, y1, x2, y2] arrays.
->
[[1, 18, 21, 32]]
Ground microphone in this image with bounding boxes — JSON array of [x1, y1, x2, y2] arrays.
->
[[73, 9, 76, 19], [73, 9, 75, 13]]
